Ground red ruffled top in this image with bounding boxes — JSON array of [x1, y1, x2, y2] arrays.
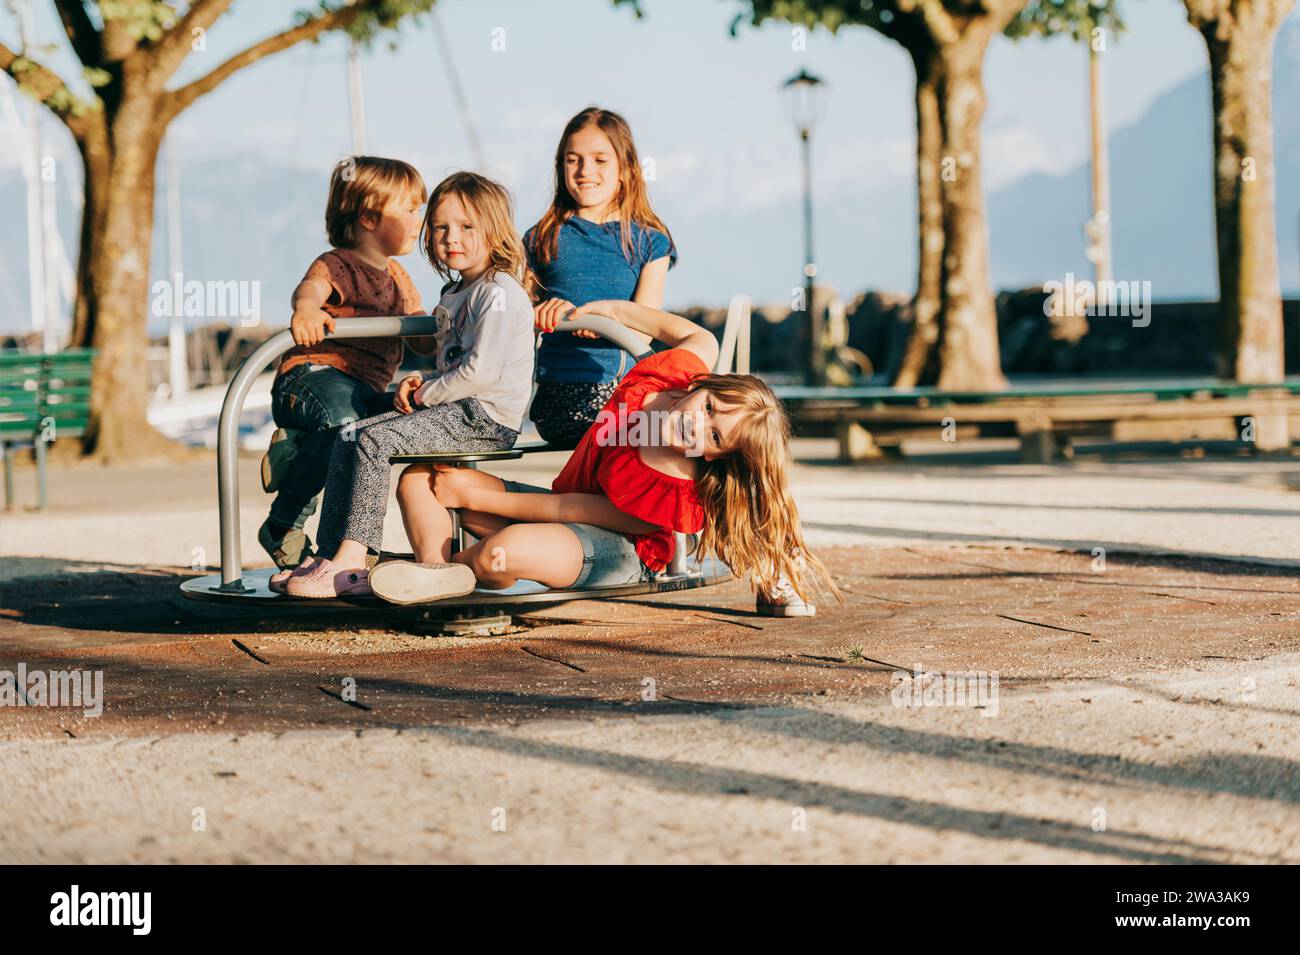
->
[[552, 348, 708, 571]]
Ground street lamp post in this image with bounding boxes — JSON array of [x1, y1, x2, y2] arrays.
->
[[1085, 42, 1113, 299], [783, 68, 826, 386]]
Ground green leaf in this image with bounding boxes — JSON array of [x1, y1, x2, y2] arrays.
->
[[83, 66, 112, 89], [1006, 1, 1127, 44], [99, 0, 180, 42]]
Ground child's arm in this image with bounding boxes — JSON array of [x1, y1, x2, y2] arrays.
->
[[390, 264, 436, 354], [461, 487, 660, 536], [405, 309, 438, 356], [406, 336, 439, 356], [535, 297, 599, 339], [569, 300, 718, 370], [289, 275, 336, 347], [631, 257, 669, 310], [621, 256, 670, 351]]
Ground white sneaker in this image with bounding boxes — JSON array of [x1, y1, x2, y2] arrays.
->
[[370, 561, 478, 606], [756, 575, 816, 617]]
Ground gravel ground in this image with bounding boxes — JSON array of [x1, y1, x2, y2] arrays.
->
[[2, 445, 1298, 863], [5, 653, 1297, 864]]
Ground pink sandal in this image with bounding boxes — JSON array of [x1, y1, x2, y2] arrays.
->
[[284, 558, 372, 598], [269, 556, 320, 595]]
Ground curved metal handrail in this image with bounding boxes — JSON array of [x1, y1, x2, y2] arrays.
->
[[215, 312, 651, 590], [714, 294, 751, 375]]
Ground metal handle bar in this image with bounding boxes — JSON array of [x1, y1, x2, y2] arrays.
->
[[215, 312, 646, 589]]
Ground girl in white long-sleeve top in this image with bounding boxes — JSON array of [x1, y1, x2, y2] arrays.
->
[[281, 172, 535, 599]]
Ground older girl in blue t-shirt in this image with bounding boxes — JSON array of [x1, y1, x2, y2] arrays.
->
[[526, 107, 677, 448]]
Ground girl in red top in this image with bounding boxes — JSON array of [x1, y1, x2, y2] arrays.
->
[[370, 301, 839, 613]]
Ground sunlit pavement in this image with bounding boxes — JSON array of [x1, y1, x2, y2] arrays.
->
[[1, 444, 1297, 862]]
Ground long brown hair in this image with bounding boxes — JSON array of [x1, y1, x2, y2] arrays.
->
[[529, 107, 674, 277], [688, 373, 841, 604], [421, 171, 529, 286]]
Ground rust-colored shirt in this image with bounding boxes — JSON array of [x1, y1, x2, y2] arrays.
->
[[277, 248, 423, 394]]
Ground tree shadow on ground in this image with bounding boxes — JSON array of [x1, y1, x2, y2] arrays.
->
[[398, 723, 1269, 864], [801, 522, 1300, 573], [0, 561, 425, 638], [830, 495, 1300, 520], [5, 637, 1297, 862]]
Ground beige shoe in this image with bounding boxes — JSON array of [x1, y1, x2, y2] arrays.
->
[[370, 561, 477, 606], [258, 519, 314, 571], [756, 575, 816, 617]]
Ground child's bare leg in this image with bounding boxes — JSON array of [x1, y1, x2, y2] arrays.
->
[[396, 465, 511, 563], [329, 538, 370, 569], [456, 509, 512, 538], [453, 524, 584, 589], [396, 466, 455, 562]]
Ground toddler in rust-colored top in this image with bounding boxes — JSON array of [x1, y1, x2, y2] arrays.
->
[[259, 155, 433, 570]]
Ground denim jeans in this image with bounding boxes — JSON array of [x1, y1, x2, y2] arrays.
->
[[499, 479, 657, 588], [268, 364, 394, 531]]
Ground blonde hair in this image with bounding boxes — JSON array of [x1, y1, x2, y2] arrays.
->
[[689, 373, 841, 605], [422, 171, 529, 285], [528, 107, 675, 283], [325, 156, 426, 249]]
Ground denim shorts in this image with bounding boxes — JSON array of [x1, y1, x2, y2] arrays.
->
[[499, 480, 657, 588]]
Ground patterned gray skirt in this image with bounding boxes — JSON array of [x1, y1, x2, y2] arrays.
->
[[530, 380, 620, 450]]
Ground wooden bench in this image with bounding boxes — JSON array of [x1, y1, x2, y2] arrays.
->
[[776, 377, 1300, 463], [0, 349, 95, 509]]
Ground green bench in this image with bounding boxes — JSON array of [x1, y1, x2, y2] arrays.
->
[[0, 349, 95, 509]]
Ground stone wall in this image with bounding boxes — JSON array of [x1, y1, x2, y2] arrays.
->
[[9, 293, 1296, 385], [681, 291, 1300, 380]]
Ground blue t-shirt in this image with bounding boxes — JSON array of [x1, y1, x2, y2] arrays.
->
[[525, 217, 676, 383]]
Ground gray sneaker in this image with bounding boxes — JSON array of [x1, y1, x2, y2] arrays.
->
[[756, 575, 816, 617]]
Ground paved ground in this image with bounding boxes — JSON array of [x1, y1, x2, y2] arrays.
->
[[4, 440, 1299, 581], [2, 442, 1298, 862]]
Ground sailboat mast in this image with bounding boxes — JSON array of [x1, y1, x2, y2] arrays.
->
[[15, 0, 51, 351], [165, 135, 189, 396], [348, 38, 366, 154]]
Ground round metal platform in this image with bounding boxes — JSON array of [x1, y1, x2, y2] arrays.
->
[[179, 558, 733, 610]]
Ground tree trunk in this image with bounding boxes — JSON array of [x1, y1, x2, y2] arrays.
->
[[70, 121, 111, 350], [933, 28, 1008, 392], [3, 0, 385, 463], [1195, 3, 1290, 383], [893, 41, 944, 388], [79, 90, 175, 462]]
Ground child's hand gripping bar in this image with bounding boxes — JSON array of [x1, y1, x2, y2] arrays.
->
[[553, 312, 654, 361]]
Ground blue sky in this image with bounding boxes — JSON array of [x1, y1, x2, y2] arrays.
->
[[2, 0, 1297, 328], [154, 0, 1222, 199]]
